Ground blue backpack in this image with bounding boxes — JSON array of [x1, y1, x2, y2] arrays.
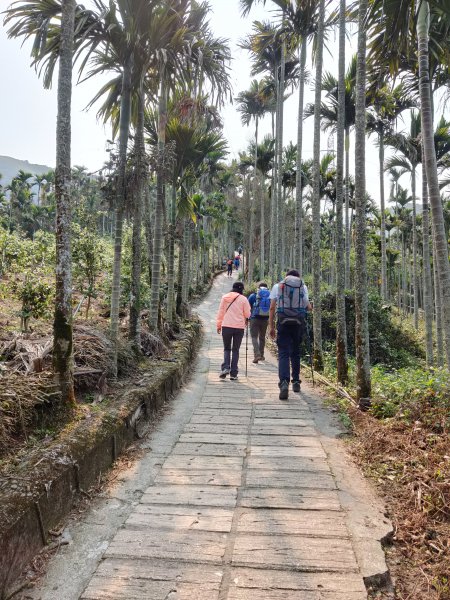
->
[[252, 288, 271, 317]]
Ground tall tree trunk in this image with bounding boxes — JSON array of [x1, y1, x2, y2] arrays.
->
[[411, 166, 418, 328], [250, 117, 258, 284], [53, 0, 76, 406], [129, 87, 145, 349], [144, 185, 154, 287], [336, 0, 348, 384], [276, 35, 286, 282], [110, 56, 133, 372], [181, 219, 190, 302], [166, 179, 177, 322], [311, 0, 325, 371], [344, 127, 351, 288], [295, 37, 307, 274], [422, 162, 433, 365], [260, 175, 265, 279], [417, 1, 450, 368], [176, 229, 184, 316], [280, 186, 286, 272], [433, 235, 444, 367], [149, 72, 167, 330], [378, 130, 388, 301], [269, 108, 277, 283], [354, 0, 371, 403], [402, 232, 407, 314]]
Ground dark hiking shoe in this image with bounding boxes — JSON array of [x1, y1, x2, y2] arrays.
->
[[279, 380, 289, 400], [219, 369, 230, 379], [260, 355, 266, 361], [230, 375, 238, 381], [252, 356, 260, 364], [292, 381, 301, 393]]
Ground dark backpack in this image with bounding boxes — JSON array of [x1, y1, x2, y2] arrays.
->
[[252, 288, 271, 318], [277, 276, 307, 324]]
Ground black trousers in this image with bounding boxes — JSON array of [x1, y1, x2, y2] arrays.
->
[[221, 326, 245, 376]]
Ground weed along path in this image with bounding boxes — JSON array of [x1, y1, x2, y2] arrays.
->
[[29, 273, 392, 600]]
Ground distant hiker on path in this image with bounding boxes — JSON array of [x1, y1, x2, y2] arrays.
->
[[248, 282, 270, 363], [269, 269, 312, 400], [234, 255, 240, 270], [217, 281, 251, 381], [226, 258, 233, 277]]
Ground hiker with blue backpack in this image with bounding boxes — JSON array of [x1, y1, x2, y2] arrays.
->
[[248, 282, 271, 363], [269, 269, 312, 400]]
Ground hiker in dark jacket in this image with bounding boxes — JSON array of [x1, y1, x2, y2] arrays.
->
[[226, 258, 233, 277], [248, 282, 270, 363], [269, 269, 312, 400]]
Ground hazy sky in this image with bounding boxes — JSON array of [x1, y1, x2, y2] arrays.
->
[[0, 0, 404, 204]]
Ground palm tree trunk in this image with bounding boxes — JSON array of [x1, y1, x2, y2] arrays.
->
[[53, 0, 75, 407], [250, 117, 259, 284], [311, 0, 325, 371], [276, 36, 286, 282], [110, 55, 133, 370], [181, 219, 190, 302], [336, 0, 348, 385], [295, 37, 307, 274], [269, 107, 277, 283], [144, 185, 154, 287], [417, 1, 450, 368], [166, 179, 177, 323], [260, 175, 265, 278], [433, 236, 444, 367], [402, 233, 407, 314], [422, 162, 433, 366], [129, 87, 145, 349], [354, 0, 371, 403], [344, 127, 351, 288], [411, 166, 418, 328], [281, 186, 286, 272], [149, 72, 167, 330], [378, 130, 388, 301], [176, 229, 184, 316]]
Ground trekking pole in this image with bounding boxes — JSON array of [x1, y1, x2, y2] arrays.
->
[[245, 323, 248, 377]]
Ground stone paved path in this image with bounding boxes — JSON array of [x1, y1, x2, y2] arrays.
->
[[79, 273, 371, 600]]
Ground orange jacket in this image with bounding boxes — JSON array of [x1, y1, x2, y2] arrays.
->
[[216, 292, 251, 330]]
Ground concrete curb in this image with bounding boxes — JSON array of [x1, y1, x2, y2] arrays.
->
[[0, 322, 202, 597]]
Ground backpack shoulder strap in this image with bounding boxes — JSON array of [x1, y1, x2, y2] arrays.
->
[[225, 294, 239, 313]]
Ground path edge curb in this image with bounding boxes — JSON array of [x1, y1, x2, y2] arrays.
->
[[0, 320, 202, 598]]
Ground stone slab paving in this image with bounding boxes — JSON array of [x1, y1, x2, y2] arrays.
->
[[81, 272, 371, 600]]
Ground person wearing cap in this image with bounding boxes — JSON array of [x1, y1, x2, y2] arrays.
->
[[269, 269, 312, 400], [216, 281, 251, 381]]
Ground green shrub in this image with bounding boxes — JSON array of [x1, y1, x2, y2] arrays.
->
[[321, 291, 424, 368], [14, 275, 54, 332], [370, 366, 450, 429]]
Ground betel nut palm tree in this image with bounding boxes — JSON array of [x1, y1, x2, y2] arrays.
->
[[384, 110, 421, 329], [148, 6, 231, 330], [366, 84, 416, 304], [236, 79, 271, 280], [305, 54, 356, 290], [367, 0, 450, 369], [5, 0, 77, 406], [354, 0, 371, 403], [310, 0, 325, 371], [335, 0, 348, 384]]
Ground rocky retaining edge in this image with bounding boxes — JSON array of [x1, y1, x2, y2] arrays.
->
[[0, 321, 202, 596]]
